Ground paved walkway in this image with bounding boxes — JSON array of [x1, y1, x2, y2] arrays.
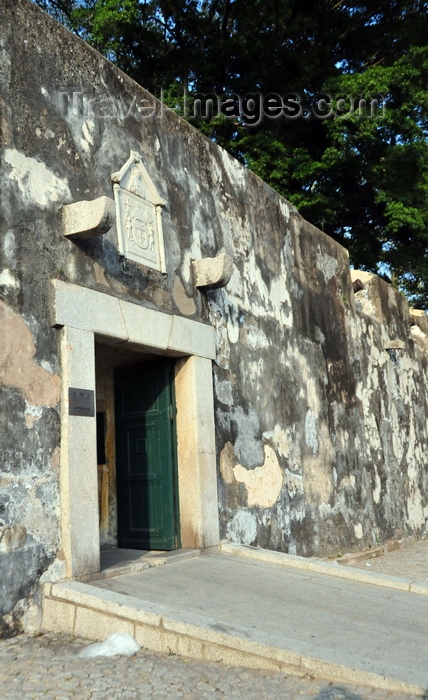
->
[[340, 539, 428, 584], [0, 632, 423, 699], [4, 540, 428, 699], [84, 550, 428, 691]]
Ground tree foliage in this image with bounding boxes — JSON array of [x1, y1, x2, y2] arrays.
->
[[34, 0, 428, 307]]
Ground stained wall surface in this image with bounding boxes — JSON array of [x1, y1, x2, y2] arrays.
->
[[1, 0, 427, 635]]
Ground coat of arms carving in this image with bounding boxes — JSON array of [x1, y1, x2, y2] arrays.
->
[[112, 152, 166, 271]]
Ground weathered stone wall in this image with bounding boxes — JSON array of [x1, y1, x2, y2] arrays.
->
[[215, 247, 428, 556], [1, 0, 427, 634]]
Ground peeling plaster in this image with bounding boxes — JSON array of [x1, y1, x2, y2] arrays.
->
[[4, 148, 71, 208], [284, 469, 304, 499], [209, 300, 231, 369], [0, 38, 12, 91], [81, 119, 95, 151], [239, 325, 269, 351], [305, 410, 319, 456], [40, 557, 66, 584], [0, 269, 19, 288], [172, 274, 196, 316], [3, 230, 16, 264], [354, 523, 363, 540], [373, 471, 381, 504], [233, 445, 283, 508], [222, 250, 293, 329], [0, 300, 60, 407], [232, 407, 264, 468], [220, 441, 236, 484], [226, 302, 240, 344], [219, 146, 246, 191], [226, 509, 258, 546], [279, 199, 290, 221], [51, 448, 60, 471], [0, 523, 27, 554], [214, 376, 233, 406], [302, 421, 334, 504], [407, 489, 426, 529], [317, 253, 338, 283], [263, 424, 291, 460], [24, 403, 43, 429], [354, 289, 378, 319], [182, 242, 201, 287]]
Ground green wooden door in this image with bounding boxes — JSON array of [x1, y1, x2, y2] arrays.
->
[[114, 359, 180, 550]]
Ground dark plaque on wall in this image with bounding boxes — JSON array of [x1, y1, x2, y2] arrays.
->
[[69, 388, 95, 417]]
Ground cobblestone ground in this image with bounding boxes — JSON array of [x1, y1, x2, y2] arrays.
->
[[343, 539, 428, 583], [0, 633, 425, 700]]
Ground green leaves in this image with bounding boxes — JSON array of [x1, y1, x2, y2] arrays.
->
[[34, 0, 428, 307]]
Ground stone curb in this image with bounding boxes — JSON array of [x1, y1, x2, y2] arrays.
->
[[41, 579, 425, 696], [219, 541, 428, 597], [330, 533, 427, 566]]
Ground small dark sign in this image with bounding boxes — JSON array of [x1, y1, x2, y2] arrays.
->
[[69, 387, 95, 417]]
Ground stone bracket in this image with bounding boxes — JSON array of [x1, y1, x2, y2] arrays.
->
[[410, 309, 428, 335], [383, 339, 406, 350], [410, 325, 428, 350], [193, 252, 233, 291], [62, 196, 115, 239]]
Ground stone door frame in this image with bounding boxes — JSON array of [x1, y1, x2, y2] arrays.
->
[[52, 280, 219, 579]]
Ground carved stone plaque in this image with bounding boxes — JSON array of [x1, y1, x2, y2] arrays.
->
[[112, 151, 166, 271]]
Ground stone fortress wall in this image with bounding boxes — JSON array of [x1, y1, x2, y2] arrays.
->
[[1, 0, 427, 635]]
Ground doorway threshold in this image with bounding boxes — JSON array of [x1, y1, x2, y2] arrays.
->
[[93, 546, 205, 582]]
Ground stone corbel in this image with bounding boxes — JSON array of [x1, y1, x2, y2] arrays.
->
[[383, 339, 406, 350], [410, 325, 428, 350], [62, 196, 116, 239], [410, 308, 428, 335], [193, 252, 233, 291]]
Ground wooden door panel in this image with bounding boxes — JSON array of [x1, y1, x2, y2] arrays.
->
[[115, 360, 179, 550]]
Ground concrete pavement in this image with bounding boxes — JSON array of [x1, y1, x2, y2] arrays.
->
[[41, 544, 428, 695]]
